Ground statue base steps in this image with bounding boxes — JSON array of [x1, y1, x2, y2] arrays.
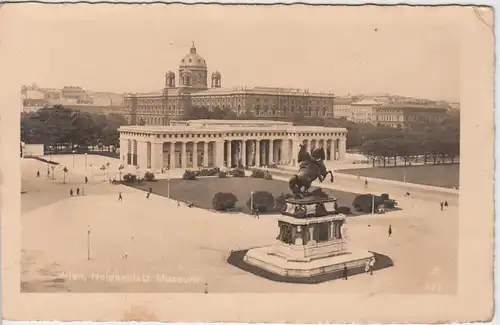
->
[[244, 245, 373, 278]]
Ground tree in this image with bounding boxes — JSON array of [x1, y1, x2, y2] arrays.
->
[[118, 165, 124, 181], [62, 166, 68, 184], [212, 192, 238, 211]]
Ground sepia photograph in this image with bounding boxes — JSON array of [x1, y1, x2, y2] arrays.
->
[[0, 3, 494, 323]]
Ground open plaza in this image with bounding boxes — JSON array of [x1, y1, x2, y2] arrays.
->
[[21, 137, 459, 293]]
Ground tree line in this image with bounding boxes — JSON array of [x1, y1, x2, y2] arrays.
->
[[21, 105, 128, 153], [184, 106, 460, 164]]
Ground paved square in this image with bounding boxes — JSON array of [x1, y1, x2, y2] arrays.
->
[[21, 155, 458, 295]]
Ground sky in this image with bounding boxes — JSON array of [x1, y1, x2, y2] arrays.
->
[[1, 4, 461, 101]]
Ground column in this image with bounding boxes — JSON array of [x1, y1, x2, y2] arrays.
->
[[169, 142, 175, 169], [339, 138, 346, 160], [181, 142, 187, 168], [215, 140, 224, 167], [329, 222, 335, 239], [332, 139, 337, 160], [255, 140, 261, 167], [119, 138, 128, 163], [308, 225, 316, 244], [269, 139, 274, 165], [193, 142, 198, 168], [151, 142, 163, 172], [203, 142, 209, 167], [241, 140, 247, 167], [226, 140, 232, 167], [292, 140, 299, 166]]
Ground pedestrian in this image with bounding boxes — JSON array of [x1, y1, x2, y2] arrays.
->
[[388, 225, 392, 237], [255, 208, 260, 219], [343, 264, 348, 280], [146, 192, 150, 199], [369, 257, 375, 275], [81, 188, 85, 196], [444, 201, 448, 207], [440, 202, 444, 211], [364, 180, 368, 188], [118, 192, 123, 201], [47, 169, 50, 178], [37, 170, 40, 178], [69, 188, 73, 197], [177, 201, 180, 207], [85, 176, 88, 184], [76, 187, 80, 196], [149, 186, 152, 194]]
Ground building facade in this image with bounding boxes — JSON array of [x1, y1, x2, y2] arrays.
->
[[118, 120, 347, 171], [122, 43, 336, 125], [373, 104, 449, 128]]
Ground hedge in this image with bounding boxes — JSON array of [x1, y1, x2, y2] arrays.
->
[[246, 191, 275, 213], [182, 170, 197, 180], [212, 192, 238, 211], [144, 171, 156, 181]]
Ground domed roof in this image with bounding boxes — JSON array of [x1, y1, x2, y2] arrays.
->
[[179, 42, 207, 69]]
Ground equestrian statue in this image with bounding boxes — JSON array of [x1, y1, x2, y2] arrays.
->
[[288, 144, 334, 199]]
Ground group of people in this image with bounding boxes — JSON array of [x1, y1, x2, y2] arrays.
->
[[69, 186, 85, 197], [440, 201, 449, 211]]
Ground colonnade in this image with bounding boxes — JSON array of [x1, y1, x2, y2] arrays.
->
[[119, 136, 347, 171]]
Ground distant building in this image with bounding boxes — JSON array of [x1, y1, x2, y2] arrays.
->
[[122, 43, 336, 126], [373, 103, 449, 128], [350, 99, 380, 124], [332, 96, 354, 120]]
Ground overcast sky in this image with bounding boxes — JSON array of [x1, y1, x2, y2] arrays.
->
[[2, 4, 462, 101]]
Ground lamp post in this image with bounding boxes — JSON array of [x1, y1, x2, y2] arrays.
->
[[167, 168, 171, 199], [371, 194, 375, 215], [250, 189, 255, 215], [403, 167, 407, 183], [72, 150, 76, 168], [85, 153, 88, 171]]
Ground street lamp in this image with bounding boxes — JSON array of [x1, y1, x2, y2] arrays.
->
[[85, 153, 88, 171], [167, 168, 171, 199], [371, 193, 375, 215], [72, 150, 76, 168], [403, 167, 407, 183], [250, 189, 255, 214]]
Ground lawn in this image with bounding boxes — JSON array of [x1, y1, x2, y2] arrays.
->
[[338, 164, 459, 189], [131, 177, 360, 215]]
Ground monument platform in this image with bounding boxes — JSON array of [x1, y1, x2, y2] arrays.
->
[[244, 245, 373, 278], [238, 195, 377, 281]]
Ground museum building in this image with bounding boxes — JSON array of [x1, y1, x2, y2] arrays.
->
[[122, 43, 336, 125], [118, 120, 347, 171]]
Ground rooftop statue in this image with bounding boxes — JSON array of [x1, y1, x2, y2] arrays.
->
[[289, 144, 334, 199]]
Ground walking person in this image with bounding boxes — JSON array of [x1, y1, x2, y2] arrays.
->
[[81, 188, 85, 196], [440, 202, 444, 211], [369, 257, 375, 275], [146, 192, 150, 199], [85, 176, 88, 184], [343, 264, 348, 280], [69, 188, 73, 197], [118, 192, 123, 201], [444, 201, 448, 208], [37, 170, 40, 178], [47, 169, 50, 178], [388, 225, 392, 237], [364, 179, 368, 188], [76, 187, 80, 196]]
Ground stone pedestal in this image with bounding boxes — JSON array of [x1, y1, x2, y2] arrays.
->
[[243, 196, 373, 279]]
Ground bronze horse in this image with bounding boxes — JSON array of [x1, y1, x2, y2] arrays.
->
[[288, 144, 334, 198]]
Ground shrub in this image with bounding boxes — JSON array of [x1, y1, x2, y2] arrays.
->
[[198, 167, 220, 177], [246, 191, 275, 213], [250, 169, 266, 178], [144, 171, 155, 181], [182, 170, 197, 180], [264, 171, 273, 180], [230, 168, 245, 178], [274, 192, 294, 212], [352, 194, 385, 213], [218, 171, 227, 178], [123, 173, 137, 183], [337, 206, 352, 215], [212, 192, 238, 211]]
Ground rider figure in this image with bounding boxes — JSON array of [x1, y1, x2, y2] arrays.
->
[[310, 147, 327, 182]]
